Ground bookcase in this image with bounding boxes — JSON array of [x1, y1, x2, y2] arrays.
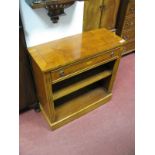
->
[[28, 28, 125, 130]]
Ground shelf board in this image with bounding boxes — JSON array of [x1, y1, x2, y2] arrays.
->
[[51, 86, 112, 129], [53, 70, 112, 100]]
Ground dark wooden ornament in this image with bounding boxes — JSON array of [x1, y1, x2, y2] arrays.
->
[[45, 1, 75, 23], [27, 0, 85, 23]]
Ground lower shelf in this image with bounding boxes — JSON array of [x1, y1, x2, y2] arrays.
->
[[50, 83, 112, 129], [40, 84, 112, 130]]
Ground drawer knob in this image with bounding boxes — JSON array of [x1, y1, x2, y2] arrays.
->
[[59, 70, 65, 77]]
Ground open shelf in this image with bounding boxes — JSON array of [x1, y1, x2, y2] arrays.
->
[[53, 70, 112, 100], [52, 61, 114, 101], [51, 61, 115, 128], [50, 60, 115, 129], [53, 81, 112, 124]]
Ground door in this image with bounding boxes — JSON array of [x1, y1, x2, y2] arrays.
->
[[100, 0, 120, 30], [83, 0, 120, 31], [83, 0, 103, 31]]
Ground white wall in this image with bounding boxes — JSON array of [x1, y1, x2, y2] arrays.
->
[[20, 0, 84, 47]]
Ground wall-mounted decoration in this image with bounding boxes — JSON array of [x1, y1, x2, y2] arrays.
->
[[27, 0, 85, 23]]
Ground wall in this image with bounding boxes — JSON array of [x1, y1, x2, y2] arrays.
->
[[20, 0, 84, 47]]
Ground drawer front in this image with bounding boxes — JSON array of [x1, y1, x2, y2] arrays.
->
[[121, 28, 135, 41], [123, 41, 135, 54], [51, 49, 121, 83], [123, 16, 135, 30], [126, 2, 135, 16]]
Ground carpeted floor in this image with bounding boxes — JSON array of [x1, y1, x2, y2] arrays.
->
[[20, 53, 135, 155]]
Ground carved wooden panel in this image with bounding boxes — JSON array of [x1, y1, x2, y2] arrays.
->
[[123, 41, 135, 55], [116, 0, 135, 55], [121, 28, 135, 42]]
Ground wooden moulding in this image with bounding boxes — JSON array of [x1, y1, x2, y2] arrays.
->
[[116, 0, 135, 54]]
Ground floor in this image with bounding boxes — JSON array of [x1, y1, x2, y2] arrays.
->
[[20, 53, 135, 155]]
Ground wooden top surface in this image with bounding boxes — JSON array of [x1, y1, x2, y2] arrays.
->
[[28, 28, 125, 72]]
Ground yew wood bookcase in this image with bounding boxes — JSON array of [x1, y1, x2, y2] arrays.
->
[[28, 28, 125, 130]]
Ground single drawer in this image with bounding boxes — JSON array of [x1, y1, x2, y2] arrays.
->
[[51, 48, 121, 83]]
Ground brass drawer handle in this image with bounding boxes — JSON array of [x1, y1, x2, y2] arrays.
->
[[59, 70, 65, 77]]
